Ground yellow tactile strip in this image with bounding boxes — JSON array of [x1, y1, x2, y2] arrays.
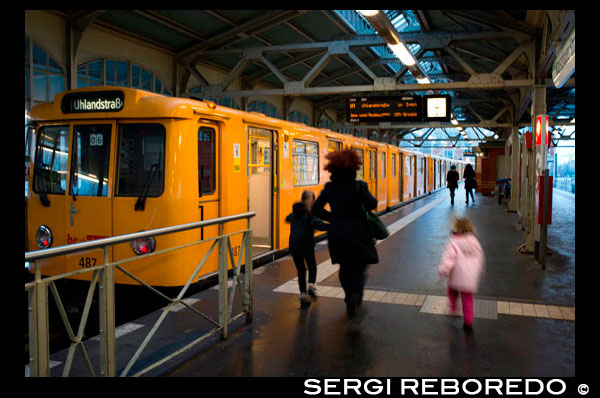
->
[[497, 301, 575, 321]]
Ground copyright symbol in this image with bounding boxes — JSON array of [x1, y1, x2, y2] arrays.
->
[[578, 384, 589, 395]]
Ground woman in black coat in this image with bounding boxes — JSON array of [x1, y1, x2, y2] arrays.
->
[[463, 163, 477, 204], [311, 149, 378, 317], [446, 165, 459, 205]]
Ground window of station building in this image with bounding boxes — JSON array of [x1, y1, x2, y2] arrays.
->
[[25, 38, 66, 105], [78, 59, 172, 96], [32, 125, 70, 195], [248, 100, 281, 119], [292, 140, 319, 186], [70, 124, 112, 197], [318, 118, 333, 129], [288, 110, 309, 124], [198, 127, 215, 195], [116, 124, 166, 197]]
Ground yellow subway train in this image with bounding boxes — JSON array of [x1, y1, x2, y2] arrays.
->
[[26, 86, 466, 287]]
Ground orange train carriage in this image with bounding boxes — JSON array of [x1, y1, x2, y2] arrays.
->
[[26, 86, 467, 287]]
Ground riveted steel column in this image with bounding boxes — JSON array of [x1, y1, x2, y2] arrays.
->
[[218, 229, 229, 339], [31, 261, 49, 376], [99, 247, 116, 376]]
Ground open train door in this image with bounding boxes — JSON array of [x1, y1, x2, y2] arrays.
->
[[248, 127, 275, 256]]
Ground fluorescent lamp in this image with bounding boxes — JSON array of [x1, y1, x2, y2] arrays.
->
[[451, 117, 458, 125], [388, 43, 416, 66], [416, 77, 431, 84], [357, 10, 379, 17], [494, 134, 499, 139]]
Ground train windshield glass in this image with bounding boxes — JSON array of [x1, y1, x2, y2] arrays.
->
[[116, 124, 165, 197], [33, 125, 69, 195], [70, 124, 111, 197]]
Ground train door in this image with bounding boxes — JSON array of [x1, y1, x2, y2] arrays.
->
[[367, 147, 377, 195], [398, 153, 404, 201], [248, 127, 275, 256], [197, 122, 219, 244], [65, 121, 115, 276]]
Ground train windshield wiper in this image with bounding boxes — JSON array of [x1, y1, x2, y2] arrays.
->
[[135, 163, 159, 211]]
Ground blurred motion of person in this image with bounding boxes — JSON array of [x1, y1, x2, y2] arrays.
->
[[438, 217, 485, 332], [285, 190, 329, 307], [312, 149, 379, 318]]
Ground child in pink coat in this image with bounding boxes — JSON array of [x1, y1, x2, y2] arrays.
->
[[438, 217, 485, 331]]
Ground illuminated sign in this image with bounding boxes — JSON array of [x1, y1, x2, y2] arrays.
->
[[346, 96, 422, 123], [535, 115, 549, 146], [346, 95, 451, 123], [61, 90, 125, 114]]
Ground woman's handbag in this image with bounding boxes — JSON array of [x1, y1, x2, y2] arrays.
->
[[356, 181, 390, 240]]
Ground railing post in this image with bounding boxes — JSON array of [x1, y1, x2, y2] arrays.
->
[[218, 225, 229, 339], [99, 247, 116, 376], [31, 260, 49, 377], [244, 230, 253, 324]]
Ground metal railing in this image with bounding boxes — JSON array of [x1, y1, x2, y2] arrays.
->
[[25, 212, 255, 377]]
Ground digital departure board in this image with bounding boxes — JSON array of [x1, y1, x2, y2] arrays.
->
[[346, 95, 451, 123], [346, 96, 422, 123]]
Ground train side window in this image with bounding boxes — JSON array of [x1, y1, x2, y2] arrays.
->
[[198, 127, 215, 195], [116, 124, 165, 197], [405, 156, 412, 176], [33, 125, 70, 195], [327, 140, 342, 152], [353, 148, 364, 180], [381, 152, 386, 179], [391, 154, 396, 178], [292, 139, 319, 186], [70, 124, 112, 197]]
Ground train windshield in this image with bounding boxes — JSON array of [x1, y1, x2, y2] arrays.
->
[[116, 123, 165, 198], [70, 124, 112, 197], [33, 125, 70, 196]]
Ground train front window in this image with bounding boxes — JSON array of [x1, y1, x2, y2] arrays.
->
[[70, 124, 112, 197], [116, 124, 165, 197], [33, 125, 69, 195]]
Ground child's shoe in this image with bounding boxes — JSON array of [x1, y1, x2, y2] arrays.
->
[[308, 283, 317, 297], [463, 323, 473, 333]]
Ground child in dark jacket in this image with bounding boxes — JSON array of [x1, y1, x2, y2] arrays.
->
[[285, 190, 329, 306]]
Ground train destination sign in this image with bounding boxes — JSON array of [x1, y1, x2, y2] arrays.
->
[[346, 95, 450, 123], [61, 90, 125, 114], [346, 96, 422, 123]]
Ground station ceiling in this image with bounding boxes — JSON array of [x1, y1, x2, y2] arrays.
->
[[56, 10, 575, 145]]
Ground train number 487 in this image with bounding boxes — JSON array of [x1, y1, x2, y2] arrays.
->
[[78, 257, 97, 268]]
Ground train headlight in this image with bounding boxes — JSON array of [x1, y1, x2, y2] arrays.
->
[[131, 236, 156, 255], [36, 225, 53, 249]]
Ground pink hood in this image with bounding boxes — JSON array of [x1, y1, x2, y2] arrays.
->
[[438, 233, 485, 292]]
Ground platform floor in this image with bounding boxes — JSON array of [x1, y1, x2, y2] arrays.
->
[[31, 185, 576, 377]]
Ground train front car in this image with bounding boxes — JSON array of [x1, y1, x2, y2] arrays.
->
[[26, 86, 247, 288]]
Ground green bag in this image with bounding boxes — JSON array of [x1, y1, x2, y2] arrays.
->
[[356, 181, 390, 240]]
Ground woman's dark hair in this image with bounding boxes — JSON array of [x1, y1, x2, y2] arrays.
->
[[465, 163, 474, 172], [324, 149, 362, 180], [450, 165, 456, 170]]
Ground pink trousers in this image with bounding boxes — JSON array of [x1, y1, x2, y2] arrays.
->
[[447, 287, 474, 327]]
